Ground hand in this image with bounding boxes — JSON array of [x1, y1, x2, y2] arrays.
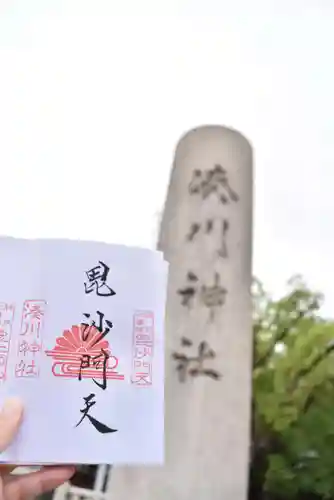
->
[[0, 398, 75, 500]]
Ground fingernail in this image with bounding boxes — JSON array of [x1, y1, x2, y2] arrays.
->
[[1, 398, 24, 419]]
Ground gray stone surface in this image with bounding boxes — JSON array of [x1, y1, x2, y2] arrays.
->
[[110, 125, 253, 500]]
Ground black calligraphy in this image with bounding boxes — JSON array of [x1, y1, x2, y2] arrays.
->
[[84, 261, 116, 297], [188, 164, 239, 204], [79, 349, 109, 390], [75, 393, 118, 434], [172, 337, 221, 383], [81, 311, 113, 346], [77, 259, 117, 434]]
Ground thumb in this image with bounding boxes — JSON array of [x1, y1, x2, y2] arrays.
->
[[0, 398, 24, 451]]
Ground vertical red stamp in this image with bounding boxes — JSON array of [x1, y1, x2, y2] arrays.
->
[[15, 300, 46, 378], [131, 311, 154, 386], [0, 302, 15, 381]]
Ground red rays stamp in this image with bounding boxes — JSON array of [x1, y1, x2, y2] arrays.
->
[[45, 323, 124, 381], [131, 311, 154, 386]]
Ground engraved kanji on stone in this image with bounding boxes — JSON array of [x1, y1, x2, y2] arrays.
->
[[177, 271, 199, 308], [200, 272, 228, 321], [172, 337, 221, 383], [186, 218, 230, 259], [188, 164, 239, 204]]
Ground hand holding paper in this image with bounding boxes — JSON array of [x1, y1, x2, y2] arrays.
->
[[0, 398, 75, 498], [0, 237, 168, 465]]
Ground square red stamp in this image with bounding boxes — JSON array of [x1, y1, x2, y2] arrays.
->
[[131, 311, 154, 386]]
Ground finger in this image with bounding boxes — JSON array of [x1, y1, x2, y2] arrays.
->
[[0, 464, 32, 474], [0, 398, 24, 451], [5, 466, 75, 500], [0, 464, 17, 473]]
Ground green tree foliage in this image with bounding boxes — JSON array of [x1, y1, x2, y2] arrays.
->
[[250, 276, 334, 500]]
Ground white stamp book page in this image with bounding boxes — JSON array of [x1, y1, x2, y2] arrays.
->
[[0, 237, 168, 465]]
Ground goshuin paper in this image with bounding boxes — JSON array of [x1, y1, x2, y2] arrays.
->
[[0, 237, 168, 465]]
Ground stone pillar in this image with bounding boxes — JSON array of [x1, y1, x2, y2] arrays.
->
[[110, 125, 253, 500]]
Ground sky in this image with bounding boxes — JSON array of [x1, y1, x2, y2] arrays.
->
[[0, 0, 334, 315]]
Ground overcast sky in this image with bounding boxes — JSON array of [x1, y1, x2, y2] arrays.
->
[[0, 0, 333, 314]]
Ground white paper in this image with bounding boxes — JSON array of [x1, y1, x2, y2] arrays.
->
[[0, 237, 168, 465]]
